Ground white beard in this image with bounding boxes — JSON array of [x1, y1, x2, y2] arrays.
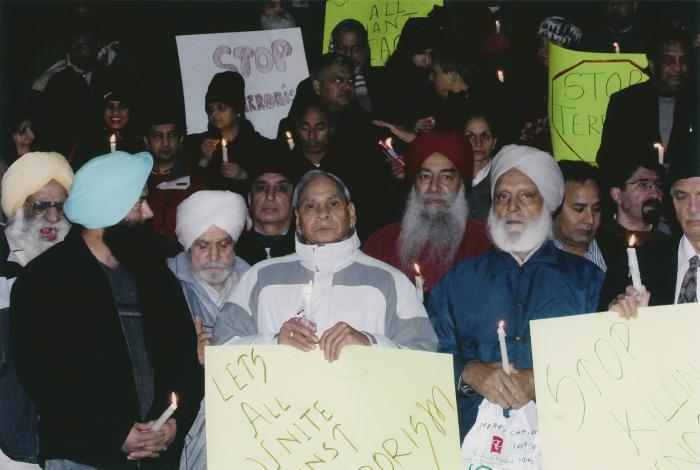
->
[[398, 185, 468, 271], [260, 13, 296, 30], [5, 209, 71, 264], [487, 208, 552, 257], [193, 260, 236, 289]]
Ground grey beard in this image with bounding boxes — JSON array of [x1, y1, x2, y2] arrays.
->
[[260, 13, 296, 30], [487, 208, 552, 257], [193, 260, 236, 289], [5, 208, 70, 263], [397, 186, 468, 272]]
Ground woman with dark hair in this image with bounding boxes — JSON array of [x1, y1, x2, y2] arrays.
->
[[3, 107, 36, 165], [379, 17, 442, 130], [464, 113, 500, 220], [184, 71, 285, 195]]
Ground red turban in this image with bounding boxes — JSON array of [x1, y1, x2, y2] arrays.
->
[[406, 130, 474, 187]]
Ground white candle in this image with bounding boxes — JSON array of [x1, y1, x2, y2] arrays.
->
[[497, 68, 505, 83], [221, 138, 228, 163], [285, 131, 295, 150], [653, 142, 665, 165], [626, 235, 643, 292], [497, 321, 511, 374], [109, 134, 117, 152], [150, 392, 177, 431], [495, 20, 501, 34], [300, 280, 312, 317], [414, 263, 424, 303], [613, 42, 620, 54]]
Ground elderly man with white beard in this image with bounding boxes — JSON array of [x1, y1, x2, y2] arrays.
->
[[363, 130, 492, 294], [168, 190, 250, 365], [428, 145, 605, 440], [0, 152, 73, 469]]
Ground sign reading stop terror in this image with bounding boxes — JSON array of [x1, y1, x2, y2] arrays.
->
[[176, 28, 309, 139]]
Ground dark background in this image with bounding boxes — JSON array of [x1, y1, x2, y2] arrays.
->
[[0, 0, 697, 134]]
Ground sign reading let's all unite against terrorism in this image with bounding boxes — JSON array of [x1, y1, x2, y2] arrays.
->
[[205, 346, 461, 469], [548, 43, 649, 164]]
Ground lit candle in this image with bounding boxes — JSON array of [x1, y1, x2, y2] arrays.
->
[[221, 138, 228, 163], [109, 134, 117, 152], [150, 392, 177, 431], [414, 263, 424, 303], [378, 137, 405, 167], [626, 235, 643, 292], [495, 20, 501, 34], [285, 131, 295, 150], [653, 142, 664, 165], [613, 42, 620, 54], [497, 321, 511, 374], [497, 68, 505, 83]]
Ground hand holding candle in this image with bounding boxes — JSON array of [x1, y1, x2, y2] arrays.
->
[[378, 137, 405, 167], [497, 321, 511, 374], [626, 235, 643, 292], [221, 138, 228, 163], [150, 392, 177, 432], [109, 134, 117, 152], [414, 263, 424, 303]]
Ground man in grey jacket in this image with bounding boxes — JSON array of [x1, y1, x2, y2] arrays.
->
[[168, 190, 250, 365]]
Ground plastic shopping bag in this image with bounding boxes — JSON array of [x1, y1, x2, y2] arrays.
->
[[461, 399, 540, 470]]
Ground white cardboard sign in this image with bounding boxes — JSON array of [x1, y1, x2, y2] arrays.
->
[[176, 28, 309, 139]]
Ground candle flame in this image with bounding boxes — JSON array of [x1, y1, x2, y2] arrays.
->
[[109, 134, 116, 144], [285, 131, 292, 139], [495, 20, 500, 27], [413, 263, 422, 276], [497, 68, 505, 82], [171, 392, 178, 407], [386, 137, 393, 149], [613, 42, 619, 48], [653, 142, 663, 151], [628, 234, 637, 247], [221, 137, 227, 149], [499, 320, 505, 329]]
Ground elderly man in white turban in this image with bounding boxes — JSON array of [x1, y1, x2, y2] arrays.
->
[[428, 145, 605, 439], [0, 152, 73, 469], [168, 190, 250, 365]]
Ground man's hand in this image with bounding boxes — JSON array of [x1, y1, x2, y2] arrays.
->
[[462, 362, 534, 410], [220, 162, 247, 180], [194, 316, 212, 366], [319, 321, 371, 362], [372, 119, 417, 143], [122, 419, 175, 460], [609, 285, 650, 319], [278, 317, 319, 351], [413, 116, 436, 133], [384, 156, 405, 179], [198, 137, 218, 166]]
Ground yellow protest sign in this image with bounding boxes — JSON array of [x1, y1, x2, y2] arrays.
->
[[531, 304, 700, 470], [548, 43, 649, 164], [205, 345, 461, 469], [323, 0, 443, 67]]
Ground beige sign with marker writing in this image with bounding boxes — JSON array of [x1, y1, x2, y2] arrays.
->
[[205, 345, 461, 469], [531, 304, 700, 469]]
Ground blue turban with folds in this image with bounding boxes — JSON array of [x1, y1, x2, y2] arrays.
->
[[64, 151, 153, 229]]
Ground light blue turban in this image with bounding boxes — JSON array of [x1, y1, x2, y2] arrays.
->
[[64, 151, 153, 229]]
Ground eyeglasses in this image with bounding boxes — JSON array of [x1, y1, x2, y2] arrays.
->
[[625, 179, 663, 191], [253, 182, 291, 194], [28, 201, 64, 216]]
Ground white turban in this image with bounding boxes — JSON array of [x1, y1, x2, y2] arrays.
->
[[490, 145, 564, 213], [1, 152, 73, 217], [175, 190, 248, 250]]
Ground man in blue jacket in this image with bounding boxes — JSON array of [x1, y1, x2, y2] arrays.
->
[[429, 145, 605, 439]]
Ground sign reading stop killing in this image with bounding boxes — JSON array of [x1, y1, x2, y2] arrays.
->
[[176, 28, 309, 139]]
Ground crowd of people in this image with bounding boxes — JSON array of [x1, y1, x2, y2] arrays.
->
[[0, 1, 698, 469]]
